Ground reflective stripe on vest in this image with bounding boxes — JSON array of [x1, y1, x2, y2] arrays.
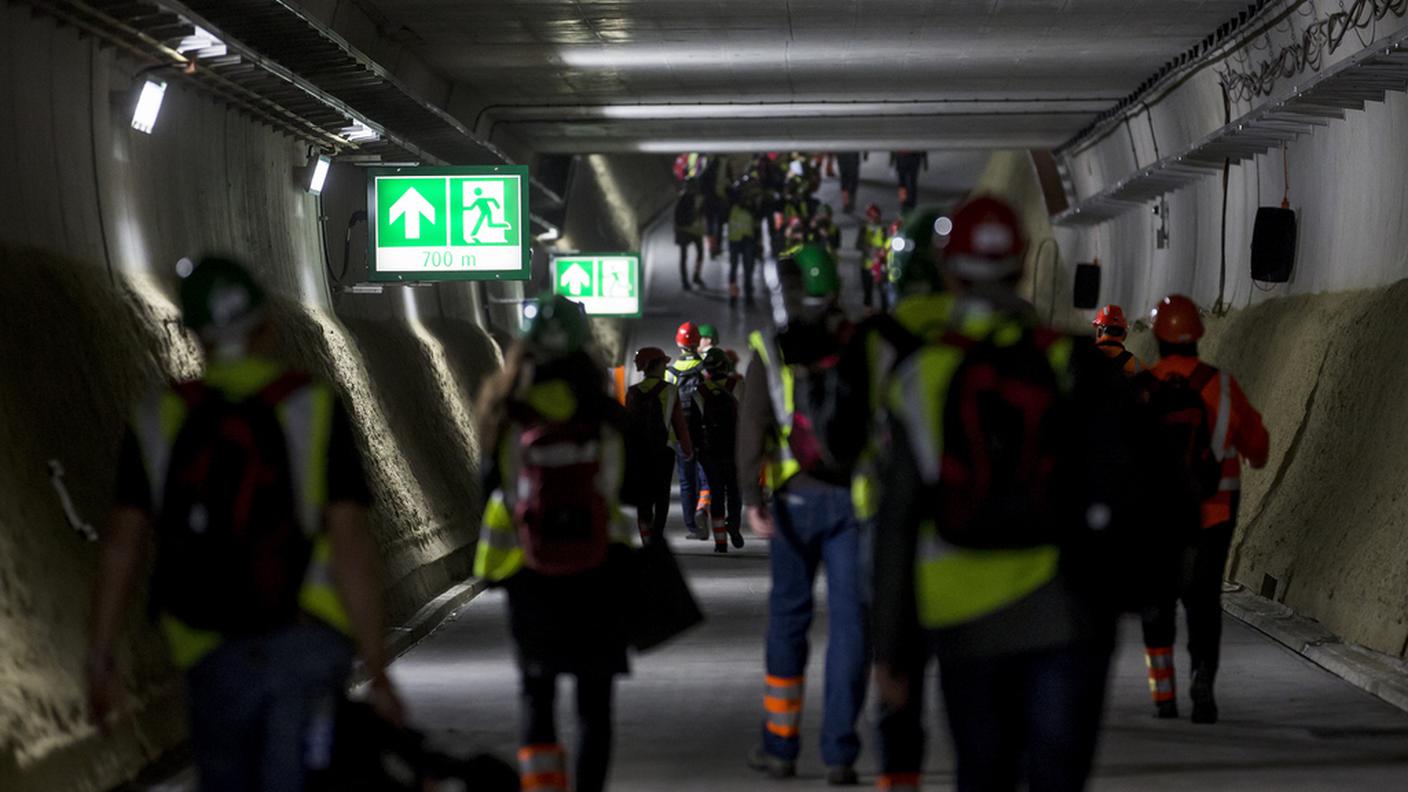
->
[[888, 324, 1071, 630], [763, 674, 804, 739], [131, 361, 347, 667], [748, 331, 802, 492]]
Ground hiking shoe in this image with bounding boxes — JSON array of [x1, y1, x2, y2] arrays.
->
[[827, 766, 859, 786], [1155, 700, 1179, 719], [687, 526, 710, 541], [728, 524, 745, 549], [747, 747, 796, 779], [714, 542, 728, 554]]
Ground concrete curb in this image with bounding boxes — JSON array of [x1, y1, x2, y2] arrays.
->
[[386, 577, 488, 661], [1222, 585, 1408, 713]]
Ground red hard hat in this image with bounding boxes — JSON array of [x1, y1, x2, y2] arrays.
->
[[1092, 304, 1128, 330], [944, 196, 1026, 282], [1151, 294, 1205, 344], [866, 203, 882, 222], [675, 321, 701, 348], [634, 346, 669, 373]]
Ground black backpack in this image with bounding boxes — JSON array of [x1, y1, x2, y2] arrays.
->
[[672, 362, 705, 416], [1148, 363, 1223, 502], [626, 381, 670, 453], [153, 374, 312, 634], [698, 381, 738, 454], [675, 194, 699, 227], [931, 329, 1069, 550]]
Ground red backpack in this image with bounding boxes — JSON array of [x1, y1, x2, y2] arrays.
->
[[933, 329, 1069, 549], [153, 373, 312, 633], [514, 417, 612, 576]]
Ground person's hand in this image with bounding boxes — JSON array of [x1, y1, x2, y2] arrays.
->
[[874, 663, 911, 711], [86, 652, 122, 734], [747, 504, 774, 539], [369, 672, 406, 730]]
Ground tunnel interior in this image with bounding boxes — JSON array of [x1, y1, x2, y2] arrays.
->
[[3, 1, 1408, 789]]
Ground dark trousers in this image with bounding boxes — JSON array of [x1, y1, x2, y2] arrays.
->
[[1141, 521, 1236, 672], [896, 165, 920, 210], [838, 153, 861, 201], [678, 238, 703, 283], [729, 237, 758, 301], [698, 450, 741, 531], [875, 649, 927, 783], [861, 266, 875, 308], [186, 623, 353, 792], [636, 448, 676, 542], [522, 671, 615, 792], [939, 642, 1111, 792]]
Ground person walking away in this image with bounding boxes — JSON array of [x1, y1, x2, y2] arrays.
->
[[738, 244, 867, 785], [625, 347, 694, 544], [728, 176, 762, 307], [1142, 294, 1269, 724], [1092, 304, 1145, 376], [675, 179, 707, 290], [701, 155, 729, 259], [892, 152, 927, 211], [855, 203, 890, 311], [667, 322, 712, 539], [87, 256, 402, 792], [474, 294, 636, 792], [835, 207, 957, 792], [696, 347, 745, 552], [837, 152, 863, 214], [872, 197, 1114, 792], [810, 204, 843, 258]]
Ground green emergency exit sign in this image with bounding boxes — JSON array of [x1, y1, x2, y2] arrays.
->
[[367, 165, 531, 282], [551, 253, 641, 317]]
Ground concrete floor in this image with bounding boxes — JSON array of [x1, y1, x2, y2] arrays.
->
[[390, 158, 1408, 789]]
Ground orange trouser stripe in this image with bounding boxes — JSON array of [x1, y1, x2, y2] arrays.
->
[[765, 675, 803, 688], [522, 772, 569, 791], [766, 721, 800, 738], [765, 696, 804, 714]]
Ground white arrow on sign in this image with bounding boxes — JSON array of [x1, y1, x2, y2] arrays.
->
[[560, 262, 592, 296], [389, 187, 435, 239]]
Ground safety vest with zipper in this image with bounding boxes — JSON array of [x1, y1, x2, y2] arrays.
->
[[130, 357, 350, 669]]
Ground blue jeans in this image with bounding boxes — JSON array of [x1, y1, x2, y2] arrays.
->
[[938, 643, 1110, 792], [761, 482, 868, 767], [676, 451, 709, 533], [186, 622, 354, 792]]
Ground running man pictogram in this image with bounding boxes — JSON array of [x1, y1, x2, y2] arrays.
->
[[464, 185, 511, 243]]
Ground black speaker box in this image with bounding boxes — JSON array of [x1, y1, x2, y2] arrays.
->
[[1251, 207, 1297, 283], [1073, 263, 1101, 309]]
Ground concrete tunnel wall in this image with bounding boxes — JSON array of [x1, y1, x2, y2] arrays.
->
[[1043, 15, 1408, 659], [0, 7, 676, 790]]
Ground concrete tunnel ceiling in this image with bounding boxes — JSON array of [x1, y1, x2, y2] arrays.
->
[[362, 0, 1259, 153]]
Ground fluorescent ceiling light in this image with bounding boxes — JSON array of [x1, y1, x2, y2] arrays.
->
[[341, 120, 379, 142], [131, 78, 167, 134], [307, 155, 331, 194], [176, 26, 227, 58]]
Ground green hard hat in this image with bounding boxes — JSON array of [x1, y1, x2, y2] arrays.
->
[[890, 207, 951, 296], [698, 323, 719, 341], [523, 293, 589, 360], [179, 255, 268, 339]]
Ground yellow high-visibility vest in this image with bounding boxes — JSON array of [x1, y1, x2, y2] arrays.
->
[[747, 331, 803, 494], [885, 316, 1074, 629], [130, 357, 349, 668]]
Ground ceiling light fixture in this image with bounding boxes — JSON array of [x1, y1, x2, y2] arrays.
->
[[131, 78, 167, 134], [307, 154, 331, 194]]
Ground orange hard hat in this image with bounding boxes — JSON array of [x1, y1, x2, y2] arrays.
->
[[1151, 295, 1204, 344], [1092, 304, 1128, 330], [675, 321, 701, 348]]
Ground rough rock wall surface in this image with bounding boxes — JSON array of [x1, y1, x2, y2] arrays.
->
[[0, 8, 495, 790]]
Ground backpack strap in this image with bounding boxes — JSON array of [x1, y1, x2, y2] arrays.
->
[[1114, 350, 1134, 370], [1186, 363, 1218, 395]]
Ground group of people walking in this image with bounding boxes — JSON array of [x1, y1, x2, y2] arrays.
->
[[83, 180, 1269, 792], [673, 152, 913, 311]]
